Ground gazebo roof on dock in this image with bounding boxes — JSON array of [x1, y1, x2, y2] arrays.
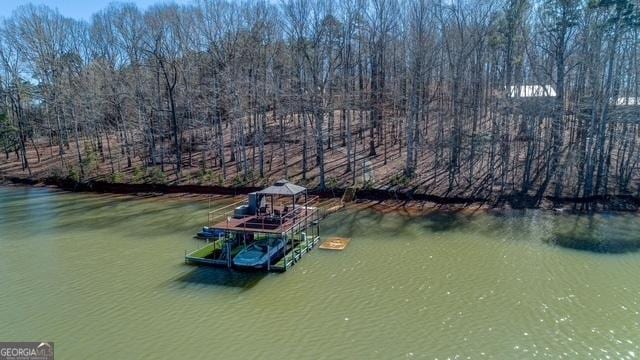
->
[[255, 180, 306, 196]]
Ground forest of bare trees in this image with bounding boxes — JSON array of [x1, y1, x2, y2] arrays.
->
[[1, 0, 639, 204]]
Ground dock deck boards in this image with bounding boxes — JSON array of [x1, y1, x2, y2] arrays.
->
[[210, 207, 318, 234]]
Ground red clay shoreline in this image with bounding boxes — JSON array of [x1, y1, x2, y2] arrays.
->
[[2, 175, 639, 213]]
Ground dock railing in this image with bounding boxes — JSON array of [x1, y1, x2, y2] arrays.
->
[[209, 195, 320, 234], [207, 198, 247, 227]]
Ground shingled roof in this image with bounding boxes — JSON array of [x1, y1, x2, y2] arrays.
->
[[256, 180, 307, 196]]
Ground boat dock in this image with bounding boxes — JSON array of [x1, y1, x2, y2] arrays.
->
[[184, 180, 321, 272]]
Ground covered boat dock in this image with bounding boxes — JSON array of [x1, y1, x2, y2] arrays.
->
[[185, 180, 321, 272]]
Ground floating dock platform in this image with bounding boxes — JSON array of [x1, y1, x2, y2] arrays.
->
[[319, 237, 351, 250]]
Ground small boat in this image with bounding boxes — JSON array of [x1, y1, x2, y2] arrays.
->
[[196, 227, 226, 239], [233, 239, 285, 269]]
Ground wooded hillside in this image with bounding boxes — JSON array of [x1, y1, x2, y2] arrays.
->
[[1, 0, 639, 204]]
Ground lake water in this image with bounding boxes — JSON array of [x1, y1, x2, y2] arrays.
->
[[1, 186, 639, 359]]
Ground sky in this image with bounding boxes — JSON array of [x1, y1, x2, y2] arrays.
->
[[0, 0, 193, 21]]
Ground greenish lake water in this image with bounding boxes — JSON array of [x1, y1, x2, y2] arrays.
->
[[1, 186, 640, 359]]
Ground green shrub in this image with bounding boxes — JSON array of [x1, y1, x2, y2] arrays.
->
[[231, 175, 248, 188], [0, 113, 19, 154], [108, 171, 125, 183], [132, 166, 146, 184], [326, 177, 339, 190], [146, 167, 167, 184], [81, 145, 100, 175], [67, 166, 81, 183], [389, 173, 410, 188], [197, 169, 216, 185]]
